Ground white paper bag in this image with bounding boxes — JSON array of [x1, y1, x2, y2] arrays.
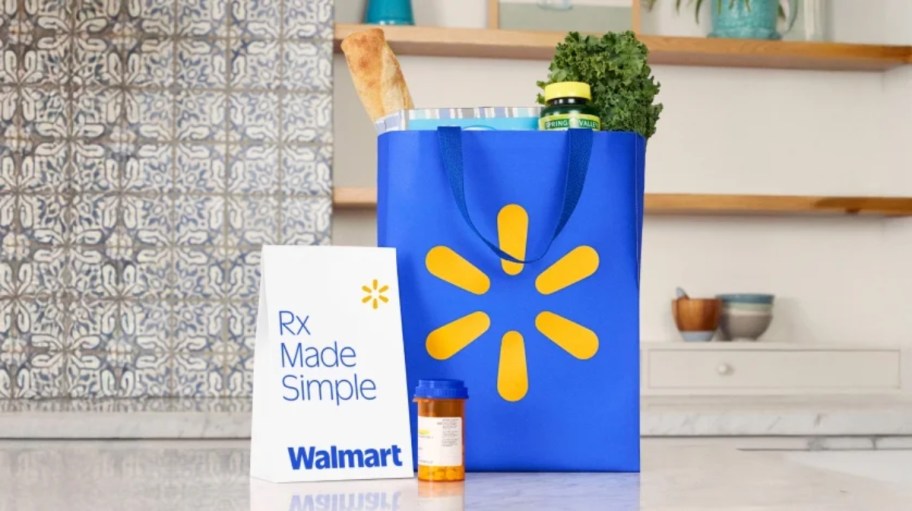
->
[[250, 246, 414, 482]]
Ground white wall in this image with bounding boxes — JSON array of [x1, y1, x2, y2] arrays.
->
[[332, 1, 912, 346]]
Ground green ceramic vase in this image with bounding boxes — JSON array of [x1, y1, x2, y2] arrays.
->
[[709, 0, 797, 40]]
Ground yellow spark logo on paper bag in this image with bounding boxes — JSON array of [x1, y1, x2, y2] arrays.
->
[[361, 279, 389, 309], [424, 204, 600, 402]]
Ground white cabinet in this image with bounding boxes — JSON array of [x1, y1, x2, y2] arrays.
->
[[641, 343, 903, 395]]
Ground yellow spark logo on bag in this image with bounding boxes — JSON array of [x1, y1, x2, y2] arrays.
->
[[424, 204, 600, 402]]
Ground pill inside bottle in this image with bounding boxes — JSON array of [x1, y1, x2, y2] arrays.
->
[[413, 379, 468, 482]]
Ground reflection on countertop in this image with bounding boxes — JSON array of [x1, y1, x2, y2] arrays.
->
[[251, 477, 468, 511], [1, 439, 911, 510], [251, 473, 638, 510]]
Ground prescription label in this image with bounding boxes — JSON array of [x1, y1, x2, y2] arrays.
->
[[417, 417, 462, 467]]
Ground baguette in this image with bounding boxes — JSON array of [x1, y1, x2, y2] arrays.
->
[[340, 28, 414, 122]]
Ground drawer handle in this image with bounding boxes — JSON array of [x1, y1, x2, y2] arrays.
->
[[717, 363, 733, 376]]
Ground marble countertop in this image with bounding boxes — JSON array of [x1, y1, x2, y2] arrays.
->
[[3, 395, 912, 438], [1, 439, 911, 510], [642, 394, 912, 436]]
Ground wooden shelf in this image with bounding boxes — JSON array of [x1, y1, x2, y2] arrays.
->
[[645, 194, 912, 217], [334, 24, 911, 71], [333, 187, 378, 209], [333, 188, 912, 217], [644, 36, 910, 71]]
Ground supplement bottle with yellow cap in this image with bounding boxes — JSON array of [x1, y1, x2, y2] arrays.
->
[[539, 81, 601, 131], [413, 379, 468, 482]]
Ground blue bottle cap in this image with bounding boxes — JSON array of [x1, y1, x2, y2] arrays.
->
[[414, 379, 468, 399]]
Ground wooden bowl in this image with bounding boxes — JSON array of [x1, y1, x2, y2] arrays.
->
[[672, 298, 722, 332]]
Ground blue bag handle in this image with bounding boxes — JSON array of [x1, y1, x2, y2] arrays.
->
[[437, 127, 593, 264]]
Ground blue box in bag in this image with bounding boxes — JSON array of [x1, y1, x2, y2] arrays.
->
[[375, 107, 541, 133], [379, 128, 644, 471]]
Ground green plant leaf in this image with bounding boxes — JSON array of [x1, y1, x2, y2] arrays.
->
[[538, 32, 663, 139]]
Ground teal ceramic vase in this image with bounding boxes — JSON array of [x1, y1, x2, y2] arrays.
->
[[365, 0, 414, 25], [709, 0, 797, 40]]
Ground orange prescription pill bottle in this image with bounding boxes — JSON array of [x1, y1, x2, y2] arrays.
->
[[413, 379, 468, 482]]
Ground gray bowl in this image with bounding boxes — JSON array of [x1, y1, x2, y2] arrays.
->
[[680, 330, 715, 342], [719, 312, 772, 341]]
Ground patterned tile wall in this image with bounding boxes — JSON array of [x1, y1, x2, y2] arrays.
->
[[0, 0, 333, 398]]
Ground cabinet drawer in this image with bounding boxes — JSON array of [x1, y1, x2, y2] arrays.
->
[[648, 349, 901, 390]]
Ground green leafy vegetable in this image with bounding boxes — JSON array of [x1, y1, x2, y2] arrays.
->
[[537, 31, 663, 139]]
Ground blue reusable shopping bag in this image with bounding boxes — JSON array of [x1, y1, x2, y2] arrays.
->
[[378, 128, 644, 471]]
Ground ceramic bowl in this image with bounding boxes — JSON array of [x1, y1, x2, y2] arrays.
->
[[672, 298, 722, 334], [717, 293, 775, 305], [719, 311, 773, 341], [723, 302, 773, 312], [680, 330, 715, 342], [722, 307, 773, 316]]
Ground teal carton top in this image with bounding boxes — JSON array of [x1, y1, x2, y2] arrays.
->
[[376, 107, 541, 133]]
